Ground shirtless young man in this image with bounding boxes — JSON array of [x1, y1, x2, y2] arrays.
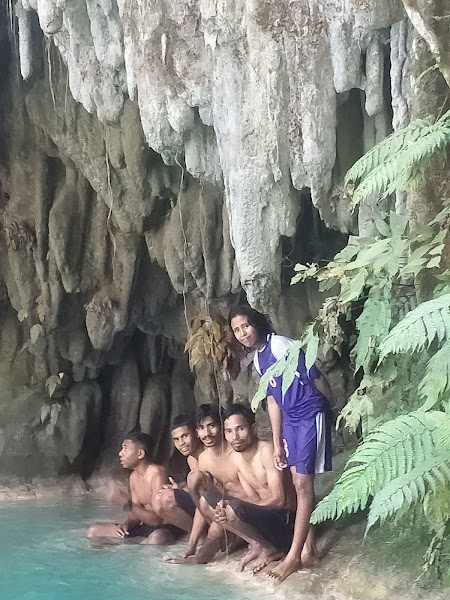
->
[[86, 432, 193, 544], [161, 415, 206, 558], [170, 414, 204, 471], [215, 404, 297, 573]]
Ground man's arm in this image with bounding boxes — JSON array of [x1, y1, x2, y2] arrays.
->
[[267, 395, 287, 470], [253, 442, 285, 508]]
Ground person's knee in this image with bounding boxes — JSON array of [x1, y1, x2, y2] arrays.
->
[[143, 529, 174, 545], [293, 474, 314, 496], [187, 470, 205, 493], [159, 488, 177, 512]]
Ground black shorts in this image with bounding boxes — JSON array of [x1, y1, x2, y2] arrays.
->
[[202, 487, 294, 552], [228, 498, 295, 553], [174, 488, 196, 517], [127, 523, 183, 539]]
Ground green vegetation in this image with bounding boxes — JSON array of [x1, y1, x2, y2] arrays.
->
[[252, 110, 450, 578]]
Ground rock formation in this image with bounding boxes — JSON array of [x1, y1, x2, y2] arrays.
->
[[0, 0, 447, 480]]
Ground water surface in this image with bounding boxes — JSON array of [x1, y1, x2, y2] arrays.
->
[[0, 498, 272, 600]]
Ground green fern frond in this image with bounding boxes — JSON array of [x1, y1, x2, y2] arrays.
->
[[345, 118, 431, 184], [419, 341, 450, 411], [311, 411, 446, 524], [346, 114, 450, 206], [366, 453, 450, 533], [378, 294, 450, 361], [251, 341, 302, 412]]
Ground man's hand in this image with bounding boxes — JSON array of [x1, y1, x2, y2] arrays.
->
[[273, 446, 287, 471], [213, 500, 228, 524], [161, 477, 180, 491], [115, 523, 129, 539]]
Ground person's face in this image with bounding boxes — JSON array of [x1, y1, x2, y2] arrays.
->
[[197, 416, 221, 447], [230, 315, 258, 349], [224, 414, 254, 452], [171, 425, 197, 457], [118, 440, 143, 470]]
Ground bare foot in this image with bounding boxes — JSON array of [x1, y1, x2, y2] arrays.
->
[[301, 552, 320, 568], [238, 543, 262, 572], [267, 557, 302, 582], [164, 555, 196, 564], [252, 549, 284, 574]]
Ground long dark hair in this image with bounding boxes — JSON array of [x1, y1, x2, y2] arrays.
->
[[228, 305, 274, 351]]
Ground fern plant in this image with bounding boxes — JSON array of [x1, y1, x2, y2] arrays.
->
[[249, 111, 450, 575], [345, 109, 450, 206], [311, 411, 450, 529]]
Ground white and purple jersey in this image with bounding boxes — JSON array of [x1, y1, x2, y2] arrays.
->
[[254, 334, 329, 426]]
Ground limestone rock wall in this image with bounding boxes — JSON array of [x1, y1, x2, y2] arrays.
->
[[14, 0, 407, 308], [0, 0, 418, 479]]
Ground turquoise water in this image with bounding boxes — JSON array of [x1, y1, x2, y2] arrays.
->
[[0, 499, 271, 600]]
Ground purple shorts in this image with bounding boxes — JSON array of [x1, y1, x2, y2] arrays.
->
[[283, 412, 332, 475]]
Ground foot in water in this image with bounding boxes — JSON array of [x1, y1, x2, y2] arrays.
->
[[251, 548, 284, 575], [238, 543, 262, 572], [164, 555, 197, 564]]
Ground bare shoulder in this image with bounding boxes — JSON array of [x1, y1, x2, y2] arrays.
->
[[145, 464, 168, 481], [198, 448, 212, 470], [187, 455, 198, 471]]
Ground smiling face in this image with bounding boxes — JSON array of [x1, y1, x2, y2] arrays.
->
[[118, 439, 143, 470], [171, 425, 197, 457], [196, 416, 221, 448], [230, 314, 259, 349], [224, 413, 255, 452]]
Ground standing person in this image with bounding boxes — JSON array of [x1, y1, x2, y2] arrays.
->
[[229, 306, 333, 581]]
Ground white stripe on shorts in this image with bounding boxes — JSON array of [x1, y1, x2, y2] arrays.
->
[[315, 412, 326, 473]]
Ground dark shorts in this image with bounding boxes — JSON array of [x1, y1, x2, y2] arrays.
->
[[203, 487, 294, 553], [174, 488, 196, 518], [127, 523, 183, 539], [228, 498, 295, 553], [283, 412, 332, 475]]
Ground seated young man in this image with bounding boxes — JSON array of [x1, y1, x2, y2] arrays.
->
[[159, 415, 206, 558], [86, 432, 193, 544], [214, 403, 297, 573], [166, 403, 247, 564]]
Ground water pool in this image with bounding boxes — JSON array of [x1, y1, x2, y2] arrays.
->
[[0, 499, 274, 600]]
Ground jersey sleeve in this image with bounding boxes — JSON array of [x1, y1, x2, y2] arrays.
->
[[270, 335, 294, 360]]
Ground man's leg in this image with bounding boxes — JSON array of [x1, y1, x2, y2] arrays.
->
[[85, 523, 122, 538], [155, 488, 193, 533], [165, 521, 224, 564], [268, 470, 317, 581], [222, 504, 284, 573], [140, 527, 177, 545]]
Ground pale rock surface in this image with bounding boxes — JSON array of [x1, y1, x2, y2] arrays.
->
[[16, 0, 406, 309]]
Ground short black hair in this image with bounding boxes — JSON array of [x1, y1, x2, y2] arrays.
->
[[171, 414, 196, 432], [223, 403, 255, 427], [123, 432, 153, 461], [229, 305, 274, 343], [196, 403, 222, 428]]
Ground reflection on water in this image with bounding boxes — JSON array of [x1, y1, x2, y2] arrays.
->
[[0, 499, 273, 600]]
